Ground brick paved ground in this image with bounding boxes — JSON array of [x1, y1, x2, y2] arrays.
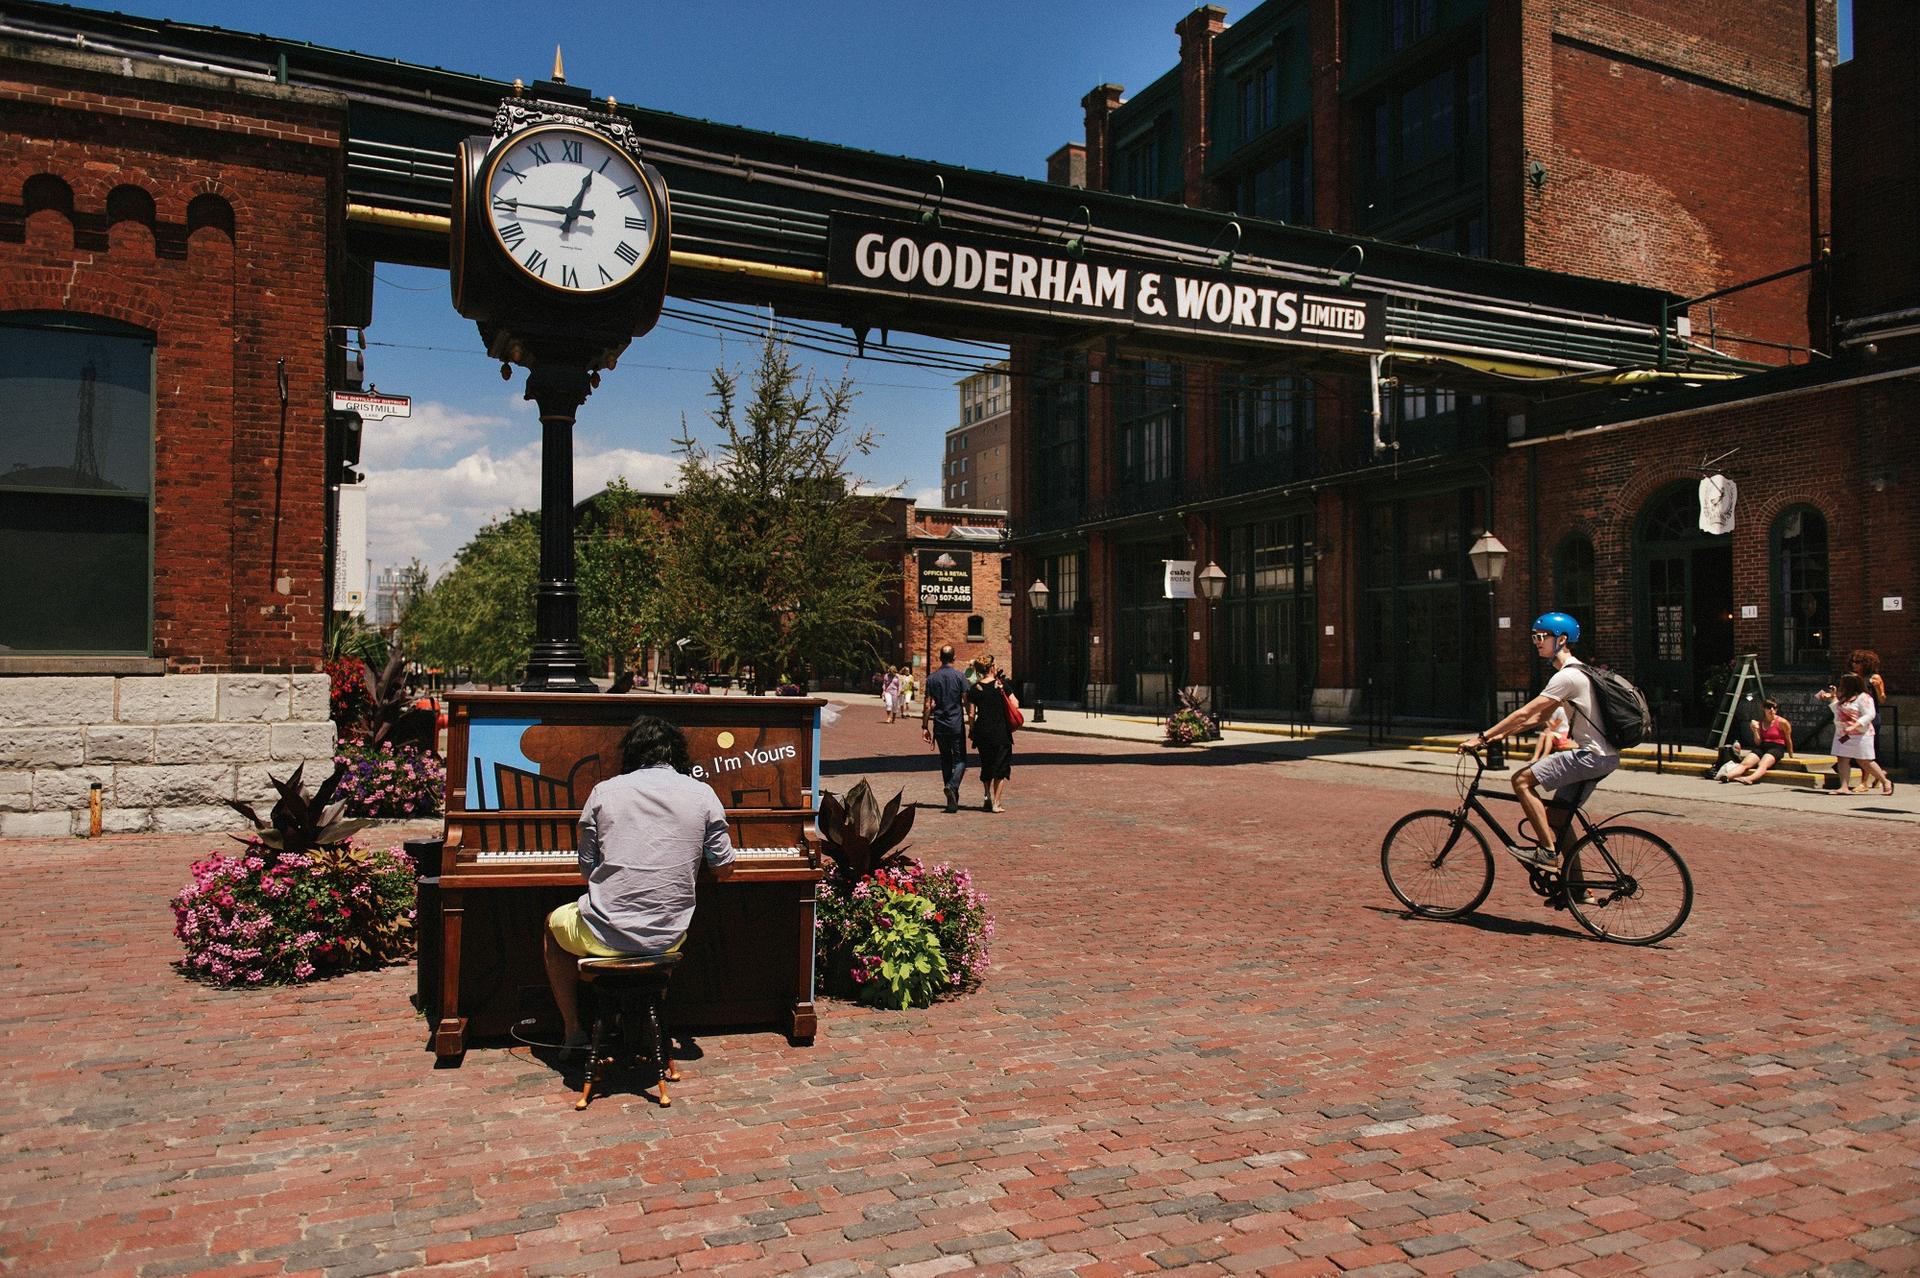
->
[[3, 706, 1917, 1277]]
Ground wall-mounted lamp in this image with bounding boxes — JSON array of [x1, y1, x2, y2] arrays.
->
[[1063, 206, 1090, 258], [1332, 243, 1365, 289], [1869, 469, 1895, 493], [1527, 159, 1548, 193], [1209, 219, 1242, 270]]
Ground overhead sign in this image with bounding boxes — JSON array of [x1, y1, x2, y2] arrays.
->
[[827, 214, 1385, 353], [330, 390, 412, 421], [917, 549, 972, 610]]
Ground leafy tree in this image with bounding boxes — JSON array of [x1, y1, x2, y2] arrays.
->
[[401, 510, 538, 683], [576, 478, 668, 673], [659, 336, 894, 688]]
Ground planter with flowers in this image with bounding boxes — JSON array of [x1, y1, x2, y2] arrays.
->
[[688, 680, 711, 695], [171, 763, 416, 987], [813, 780, 993, 1008], [1162, 691, 1221, 747]]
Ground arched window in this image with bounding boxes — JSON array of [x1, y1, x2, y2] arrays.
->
[[966, 614, 985, 642], [1552, 534, 1595, 630], [1772, 506, 1829, 670]]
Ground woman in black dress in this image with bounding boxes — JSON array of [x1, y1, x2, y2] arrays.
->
[[966, 655, 1015, 812]]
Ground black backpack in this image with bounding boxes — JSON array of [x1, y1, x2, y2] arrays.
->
[[1573, 665, 1653, 749]]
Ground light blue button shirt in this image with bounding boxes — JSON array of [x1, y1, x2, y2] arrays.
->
[[576, 765, 735, 954]]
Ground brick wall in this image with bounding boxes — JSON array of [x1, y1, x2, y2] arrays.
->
[[0, 46, 344, 674], [1516, 0, 1832, 361], [1491, 378, 1918, 694], [903, 508, 1014, 677]]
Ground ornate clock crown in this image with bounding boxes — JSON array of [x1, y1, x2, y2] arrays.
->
[[490, 47, 639, 153]]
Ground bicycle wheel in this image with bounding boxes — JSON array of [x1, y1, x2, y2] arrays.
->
[[1381, 810, 1494, 919], [1562, 825, 1693, 944]]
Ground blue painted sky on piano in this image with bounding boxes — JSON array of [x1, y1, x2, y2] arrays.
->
[[91, 1, 1853, 577], [83, 0, 1214, 575]]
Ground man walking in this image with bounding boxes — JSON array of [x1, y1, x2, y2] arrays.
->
[[921, 644, 969, 813]]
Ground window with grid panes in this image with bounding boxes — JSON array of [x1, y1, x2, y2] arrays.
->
[[1115, 361, 1180, 488], [0, 313, 154, 653], [1772, 507, 1829, 670], [1031, 350, 1087, 514]]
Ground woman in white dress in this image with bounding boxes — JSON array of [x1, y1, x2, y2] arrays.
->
[[1819, 673, 1894, 796]]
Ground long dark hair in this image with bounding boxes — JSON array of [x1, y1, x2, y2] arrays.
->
[[1837, 672, 1867, 700], [619, 714, 692, 775]]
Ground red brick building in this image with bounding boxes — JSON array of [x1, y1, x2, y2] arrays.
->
[[0, 40, 346, 833], [2, 44, 344, 672], [1011, 0, 1917, 735]]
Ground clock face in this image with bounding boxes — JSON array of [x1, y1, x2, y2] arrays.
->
[[482, 125, 657, 295]]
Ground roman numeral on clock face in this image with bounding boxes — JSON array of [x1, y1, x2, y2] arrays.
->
[[500, 161, 525, 183], [598, 264, 614, 284], [560, 264, 580, 289], [561, 138, 582, 163], [524, 248, 548, 277], [498, 221, 525, 248], [615, 184, 638, 199], [525, 141, 551, 165], [614, 241, 640, 265], [624, 215, 647, 231]]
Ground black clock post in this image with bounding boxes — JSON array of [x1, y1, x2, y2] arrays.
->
[[449, 65, 670, 692]]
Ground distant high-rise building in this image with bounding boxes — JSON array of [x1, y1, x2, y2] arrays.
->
[[942, 361, 1009, 510]]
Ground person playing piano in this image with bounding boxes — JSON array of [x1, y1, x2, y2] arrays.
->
[[544, 714, 737, 1057]]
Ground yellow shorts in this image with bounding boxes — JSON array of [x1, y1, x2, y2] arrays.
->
[[546, 902, 685, 959]]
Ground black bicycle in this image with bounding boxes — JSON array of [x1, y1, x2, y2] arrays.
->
[[1381, 746, 1693, 944]]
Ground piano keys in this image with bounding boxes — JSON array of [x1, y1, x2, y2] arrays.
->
[[416, 691, 827, 1060]]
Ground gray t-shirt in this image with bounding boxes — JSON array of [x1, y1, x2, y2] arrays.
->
[[1542, 657, 1617, 761], [576, 765, 735, 954]]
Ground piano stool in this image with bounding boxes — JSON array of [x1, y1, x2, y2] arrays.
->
[[575, 952, 683, 1111]]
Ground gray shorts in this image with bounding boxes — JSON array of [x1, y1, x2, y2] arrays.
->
[[1526, 745, 1618, 810]]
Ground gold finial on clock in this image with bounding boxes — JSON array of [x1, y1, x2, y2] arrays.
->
[[552, 46, 566, 84], [511, 78, 524, 96]]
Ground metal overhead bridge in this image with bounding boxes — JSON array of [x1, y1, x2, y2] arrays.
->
[[4, 1, 1761, 392]]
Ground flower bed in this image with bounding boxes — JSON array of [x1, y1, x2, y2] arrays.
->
[[333, 740, 445, 819], [171, 841, 416, 987], [1164, 705, 1218, 746]]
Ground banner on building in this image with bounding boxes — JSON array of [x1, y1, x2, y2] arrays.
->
[[827, 215, 1386, 354], [333, 481, 367, 613], [918, 549, 972, 610], [1163, 559, 1196, 599], [1699, 473, 1736, 534]]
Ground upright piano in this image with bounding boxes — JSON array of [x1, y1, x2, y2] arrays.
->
[[416, 691, 826, 1060]]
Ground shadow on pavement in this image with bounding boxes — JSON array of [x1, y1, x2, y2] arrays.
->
[[823, 745, 1276, 777], [1361, 903, 1586, 941]]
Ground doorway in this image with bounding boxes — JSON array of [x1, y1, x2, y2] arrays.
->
[[1635, 484, 1734, 725]]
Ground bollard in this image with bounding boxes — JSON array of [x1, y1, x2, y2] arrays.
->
[[1032, 699, 1046, 724], [88, 782, 103, 837]]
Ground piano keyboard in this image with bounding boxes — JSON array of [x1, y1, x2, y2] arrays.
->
[[473, 846, 804, 863]]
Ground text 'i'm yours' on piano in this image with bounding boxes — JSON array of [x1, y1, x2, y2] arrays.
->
[[416, 691, 827, 1060]]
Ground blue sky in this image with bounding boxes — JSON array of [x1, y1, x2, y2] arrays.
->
[[96, 1, 1853, 573]]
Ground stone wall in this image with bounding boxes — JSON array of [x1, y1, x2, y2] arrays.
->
[[0, 674, 336, 837]]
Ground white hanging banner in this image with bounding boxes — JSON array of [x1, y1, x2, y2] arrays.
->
[[1163, 559, 1196, 599], [1699, 473, 1737, 534]]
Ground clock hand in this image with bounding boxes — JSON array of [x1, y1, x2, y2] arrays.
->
[[497, 200, 583, 216], [560, 173, 592, 235]]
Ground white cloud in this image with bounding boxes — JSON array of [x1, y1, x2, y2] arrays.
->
[[362, 409, 680, 575], [911, 485, 942, 506], [358, 400, 498, 470]]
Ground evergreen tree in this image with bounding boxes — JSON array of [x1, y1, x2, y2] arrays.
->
[[659, 336, 893, 689]]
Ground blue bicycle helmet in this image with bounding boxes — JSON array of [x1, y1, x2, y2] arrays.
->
[[1532, 611, 1581, 643]]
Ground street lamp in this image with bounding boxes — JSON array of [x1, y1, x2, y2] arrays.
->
[[1025, 578, 1050, 723], [1197, 560, 1228, 724], [1467, 532, 1509, 769]]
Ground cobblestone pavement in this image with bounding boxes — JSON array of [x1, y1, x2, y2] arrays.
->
[[2, 708, 1917, 1277]]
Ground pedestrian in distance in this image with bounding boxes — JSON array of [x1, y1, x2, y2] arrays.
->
[[543, 715, 736, 1062], [880, 667, 902, 724], [1460, 611, 1620, 866], [921, 644, 970, 813], [1818, 674, 1894, 797], [1720, 699, 1794, 785], [965, 655, 1016, 812]]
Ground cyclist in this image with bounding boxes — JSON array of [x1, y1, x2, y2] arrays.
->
[[1460, 611, 1618, 867]]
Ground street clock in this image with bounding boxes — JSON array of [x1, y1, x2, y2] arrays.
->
[[450, 73, 671, 358]]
